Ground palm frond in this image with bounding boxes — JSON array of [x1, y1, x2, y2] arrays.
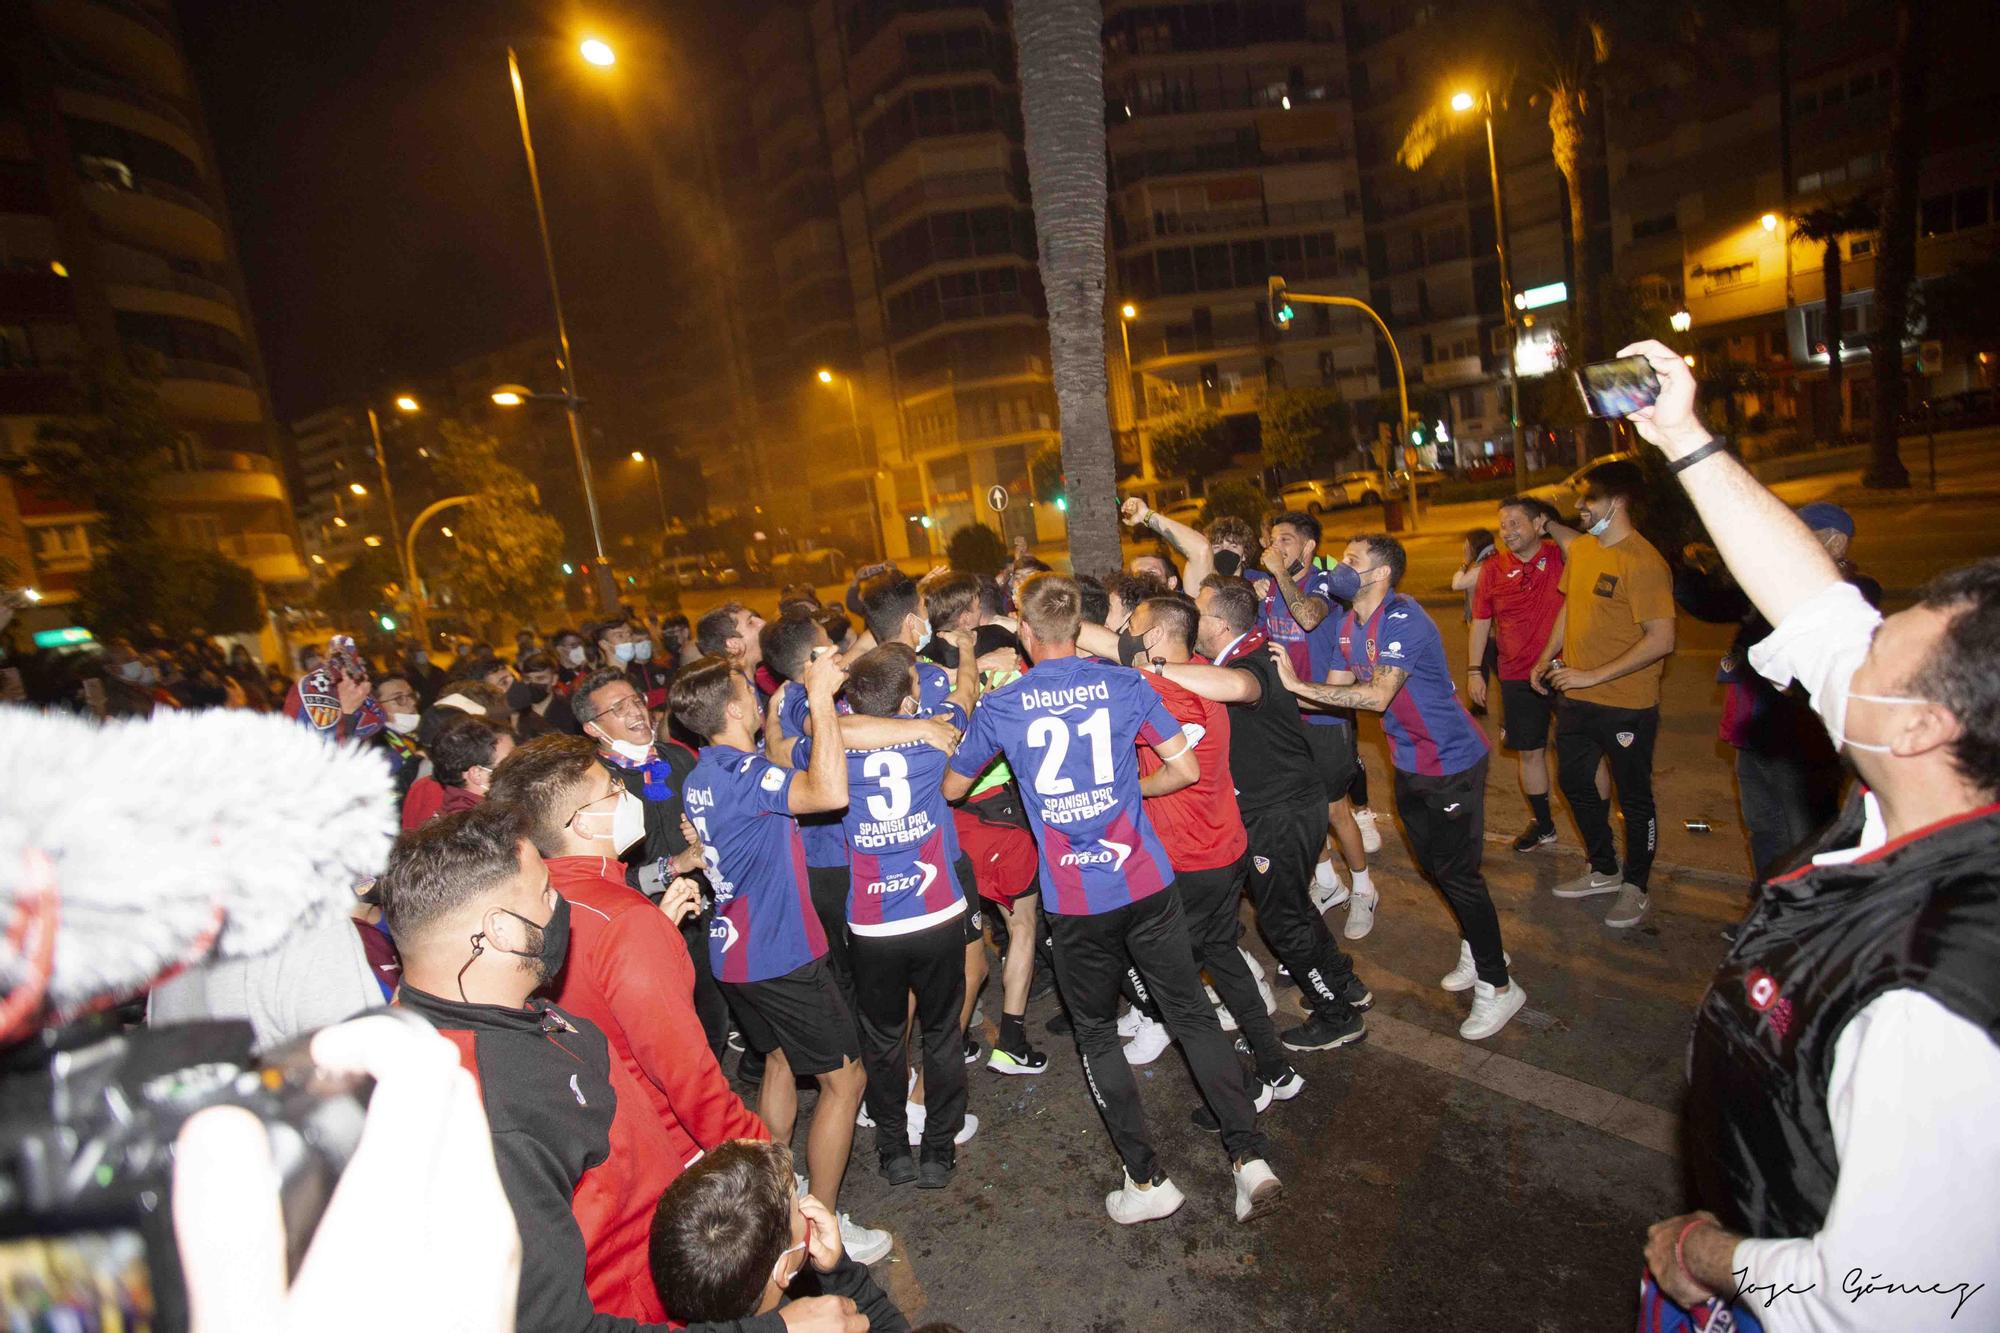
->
[[1397, 105, 1458, 171]]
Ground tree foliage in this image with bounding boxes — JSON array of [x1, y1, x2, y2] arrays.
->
[[944, 522, 1009, 577], [317, 547, 404, 620], [1030, 441, 1065, 504], [1918, 254, 2000, 347], [1199, 479, 1270, 532], [28, 357, 180, 534], [1259, 387, 1351, 473], [426, 420, 564, 623], [1149, 408, 1231, 481], [81, 540, 262, 640]]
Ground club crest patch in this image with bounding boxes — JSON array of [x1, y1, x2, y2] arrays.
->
[[1616, 731, 1635, 747], [1253, 855, 1271, 874], [759, 766, 786, 792]]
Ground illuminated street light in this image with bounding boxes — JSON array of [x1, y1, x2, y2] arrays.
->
[[1670, 309, 1693, 333], [394, 394, 420, 413], [631, 450, 645, 462], [1450, 91, 1476, 112], [1685, 354, 1698, 366], [22, 588, 42, 602], [580, 38, 615, 67], [491, 387, 526, 406], [440, 526, 454, 538], [1120, 303, 1138, 320], [310, 554, 325, 566], [1449, 86, 1523, 477], [1761, 212, 1779, 232], [348, 482, 367, 495], [817, 369, 834, 384], [364, 535, 383, 547], [332, 516, 348, 528]]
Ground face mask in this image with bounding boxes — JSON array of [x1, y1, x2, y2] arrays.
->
[[1586, 513, 1614, 538], [912, 616, 932, 653], [387, 711, 421, 734], [1212, 549, 1243, 578], [1287, 558, 1307, 579], [561, 645, 587, 668], [612, 642, 637, 664], [505, 680, 534, 712], [499, 897, 571, 984], [525, 681, 551, 704], [605, 736, 652, 764], [1830, 691, 1931, 754], [632, 640, 653, 662], [610, 787, 645, 852]]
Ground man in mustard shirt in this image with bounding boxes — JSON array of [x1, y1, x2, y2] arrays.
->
[[1531, 460, 1677, 927]]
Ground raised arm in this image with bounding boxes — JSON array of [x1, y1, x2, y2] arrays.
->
[[1260, 544, 1331, 630], [1267, 642, 1404, 714], [1539, 514, 1582, 554], [942, 629, 981, 717], [788, 653, 850, 814], [1619, 339, 1840, 626], [1122, 497, 1213, 589]]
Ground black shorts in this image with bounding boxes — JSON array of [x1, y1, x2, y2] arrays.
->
[[1499, 678, 1553, 752], [721, 957, 860, 1077], [1303, 721, 1358, 804]]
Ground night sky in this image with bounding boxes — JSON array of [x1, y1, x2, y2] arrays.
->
[[175, 0, 756, 427]]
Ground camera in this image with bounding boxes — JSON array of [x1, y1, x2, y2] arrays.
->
[[0, 1017, 375, 1330]]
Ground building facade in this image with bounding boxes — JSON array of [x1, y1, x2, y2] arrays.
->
[[0, 0, 305, 638]]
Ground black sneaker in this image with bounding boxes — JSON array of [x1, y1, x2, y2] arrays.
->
[[737, 1048, 766, 1084], [1512, 824, 1558, 853], [917, 1159, 955, 1190], [1274, 963, 1297, 987], [1280, 1010, 1367, 1052], [1045, 1009, 1073, 1036], [1339, 974, 1373, 1011], [879, 1153, 917, 1187], [962, 1037, 981, 1065], [986, 1045, 1048, 1076]]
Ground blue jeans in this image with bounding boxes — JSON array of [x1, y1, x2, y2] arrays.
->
[[1734, 747, 1843, 882]]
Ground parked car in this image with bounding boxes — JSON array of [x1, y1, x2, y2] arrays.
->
[[1276, 471, 1390, 514], [1462, 456, 1516, 481], [1159, 497, 1207, 528], [1518, 451, 1638, 511], [1394, 467, 1446, 494], [770, 547, 848, 586]]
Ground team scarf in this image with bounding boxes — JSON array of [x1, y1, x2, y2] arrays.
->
[[599, 742, 679, 803], [284, 666, 385, 741], [1213, 627, 1271, 668]]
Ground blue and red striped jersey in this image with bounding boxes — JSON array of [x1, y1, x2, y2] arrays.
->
[[800, 735, 967, 937], [683, 743, 827, 983], [1249, 564, 1360, 728], [775, 681, 850, 869], [947, 654, 1182, 916], [1327, 594, 1489, 777]]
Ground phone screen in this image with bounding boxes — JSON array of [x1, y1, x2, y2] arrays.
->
[[1574, 355, 1662, 418], [0, 1228, 157, 1325]]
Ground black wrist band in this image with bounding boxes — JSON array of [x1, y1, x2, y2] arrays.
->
[[1668, 438, 1728, 474]]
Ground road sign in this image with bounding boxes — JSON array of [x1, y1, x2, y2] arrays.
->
[[1918, 340, 1943, 375], [986, 484, 1009, 513]]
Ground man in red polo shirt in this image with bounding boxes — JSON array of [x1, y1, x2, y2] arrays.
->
[[1127, 595, 1304, 1119], [1468, 496, 1569, 854], [486, 735, 769, 1313]]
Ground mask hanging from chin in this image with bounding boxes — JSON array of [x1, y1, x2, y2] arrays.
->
[[604, 736, 652, 764]]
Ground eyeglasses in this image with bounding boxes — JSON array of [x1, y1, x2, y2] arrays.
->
[[602, 695, 648, 719], [564, 787, 619, 827]]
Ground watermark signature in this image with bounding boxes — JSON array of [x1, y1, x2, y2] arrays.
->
[[1734, 1268, 1986, 1320]]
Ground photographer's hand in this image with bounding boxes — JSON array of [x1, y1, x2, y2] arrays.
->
[[173, 1011, 519, 1333]]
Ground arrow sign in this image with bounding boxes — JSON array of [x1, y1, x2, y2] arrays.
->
[[987, 484, 1009, 513]]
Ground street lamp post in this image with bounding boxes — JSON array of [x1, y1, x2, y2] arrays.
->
[[507, 42, 617, 612], [363, 395, 418, 626], [403, 494, 476, 647], [631, 451, 669, 533], [1117, 302, 1152, 481], [817, 369, 887, 561], [1454, 89, 1526, 480]]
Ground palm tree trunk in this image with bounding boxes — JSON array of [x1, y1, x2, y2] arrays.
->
[[1822, 238, 1844, 437], [1866, 0, 1924, 488], [1548, 86, 1598, 365], [1013, 0, 1122, 576]]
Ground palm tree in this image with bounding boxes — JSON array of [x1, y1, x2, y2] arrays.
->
[[1865, 0, 1925, 489], [1791, 195, 1878, 440], [1396, 3, 1630, 366], [1012, 0, 1121, 576]]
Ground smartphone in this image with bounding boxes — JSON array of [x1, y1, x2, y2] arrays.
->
[[1574, 355, 1662, 419]]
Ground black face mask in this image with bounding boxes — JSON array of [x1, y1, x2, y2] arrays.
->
[[1212, 550, 1243, 578], [458, 895, 571, 1001], [505, 680, 535, 712]]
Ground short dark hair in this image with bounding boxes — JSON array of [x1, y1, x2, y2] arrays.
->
[[487, 734, 601, 856], [1075, 574, 1111, 626], [1105, 571, 1163, 622], [431, 713, 511, 788], [382, 802, 529, 951], [1498, 494, 1558, 525], [973, 580, 1007, 618], [1581, 458, 1646, 506], [1018, 573, 1081, 644], [919, 569, 982, 630], [857, 568, 921, 642], [1271, 509, 1322, 546], [519, 651, 555, 676], [569, 665, 635, 728], [670, 655, 738, 740], [1135, 595, 1198, 654], [846, 642, 918, 718], [1199, 575, 1259, 634], [695, 604, 750, 659], [583, 618, 625, 648], [648, 1139, 795, 1326], [816, 604, 852, 646], [1909, 557, 2000, 794], [1351, 532, 1407, 588], [759, 611, 825, 682], [1205, 515, 1255, 551]]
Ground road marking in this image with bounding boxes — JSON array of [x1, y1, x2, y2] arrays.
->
[[1360, 1009, 1679, 1156]]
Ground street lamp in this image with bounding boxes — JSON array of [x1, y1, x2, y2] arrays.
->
[[630, 450, 669, 533], [1451, 87, 1525, 481], [506, 40, 617, 610], [363, 394, 419, 636], [815, 369, 887, 561], [348, 482, 367, 496], [1116, 302, 1148, 477], [394, 395, 419, 413], [1670, 309, 1693, 333], [1761, 212, 1779, 232]]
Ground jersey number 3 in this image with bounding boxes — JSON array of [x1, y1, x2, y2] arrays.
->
[[1026, 708, 1113, 795], [862, 750, 912, 821]]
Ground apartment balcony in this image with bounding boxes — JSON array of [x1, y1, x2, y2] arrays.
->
[[36, 0, 188, 100], [154, 452, 286, 507], [216, 531, 309, 585], [154, 359, 263, 424], [871, 167, 1027, 232], [104, 281, 242, 338], [79, 174, 225, 264]]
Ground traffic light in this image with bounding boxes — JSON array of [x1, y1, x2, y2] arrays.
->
[[378, 614, 397, 632], [1267, 276, 1294, 330], [1054, 496, 1068, 512], [561, 562, 574, 575]]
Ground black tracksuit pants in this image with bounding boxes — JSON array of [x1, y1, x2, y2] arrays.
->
[[1242, 797, 1361, 1023], [849, 919, 967, 1166], [1392, 755, 1509, 988], [1174, 856, 1288, 1080], [1556, 698, 1661, 891], [1046, 888, 1266, 1180]]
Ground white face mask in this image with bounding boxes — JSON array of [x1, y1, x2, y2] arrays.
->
[[611, 642, 637, 664], [561, 645, 587, 668], [912, 616, 933, 652], [604, 735, 652, 764], [632, 640, 653, 662], [576, 787, 646, 853], [1830, 691, 1932, 755], [1586, 512, 1614, 538], [387, 711, 421, 735]]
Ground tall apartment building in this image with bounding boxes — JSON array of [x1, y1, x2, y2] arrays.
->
[[1609, 0, 1996, 436], [0, 0, 305, 636]]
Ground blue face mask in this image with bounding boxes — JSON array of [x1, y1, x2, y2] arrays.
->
[[612, 642, 637, 664], [1586, 513, 1613, 538]]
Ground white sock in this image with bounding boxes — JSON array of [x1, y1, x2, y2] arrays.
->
[[1351, 867, 1375, 899], [1314, 858, 1339, 889]]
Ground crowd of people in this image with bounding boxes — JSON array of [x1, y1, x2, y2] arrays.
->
[[9, 342, 1997, 1332]]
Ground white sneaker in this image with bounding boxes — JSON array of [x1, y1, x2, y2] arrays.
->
[[1552, 868, 1624, 899], [1343, 886, 1379, 940], [1310, 864, 1350, 914], [855, 1102, 875, 1128], [1232, 1158, 1283, 1222], [906, 1104, 980, 1147], [1116, 1006, 1144, 1039], [1263, 1067, 1305, 1101], [1459, 979, 1527, 1041], [1354, 807, 1383, 855], [1215, 1002, 1239, 1032], [1238, 948, 1266, 983], [1123, 1016, 1171, 1065], [1439, 940, 1511, 992], [838, 1214, 893, 1265], [1105, 1171, 1186, 1225]]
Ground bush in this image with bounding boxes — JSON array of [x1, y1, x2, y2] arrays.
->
[[1199, 479, 1271, 532], [1151, 409, 1231, 481], [944, 522, 1008, 576]]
